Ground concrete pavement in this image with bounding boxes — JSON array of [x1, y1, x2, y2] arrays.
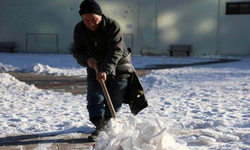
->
[[8, 70, 150, 95], [0, 133, 94, 150]]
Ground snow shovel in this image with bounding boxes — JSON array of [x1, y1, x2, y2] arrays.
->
[[94, 65, 117, 118]]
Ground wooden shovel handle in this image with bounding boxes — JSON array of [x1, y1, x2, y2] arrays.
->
[[94, 65, 117, 118]]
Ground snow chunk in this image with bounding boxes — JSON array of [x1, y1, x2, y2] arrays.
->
[[142, 143, 156, 150], [198, 135, 216, 144], [199, 129, 223, 138], [219, 133, 240, 142]]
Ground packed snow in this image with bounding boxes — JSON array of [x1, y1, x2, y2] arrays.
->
[[0, 53, 250, 150]]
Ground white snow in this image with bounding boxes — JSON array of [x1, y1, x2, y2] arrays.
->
[[0, 53, 250, 150]]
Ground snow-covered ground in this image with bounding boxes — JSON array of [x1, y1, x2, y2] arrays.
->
[[0, 53, 250, 150]]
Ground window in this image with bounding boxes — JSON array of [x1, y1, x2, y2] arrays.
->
[[226, 2, 250, 15]]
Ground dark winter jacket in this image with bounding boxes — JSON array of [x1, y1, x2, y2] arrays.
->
[[72, 15, 134, 79], [72, 15, 148, 115]]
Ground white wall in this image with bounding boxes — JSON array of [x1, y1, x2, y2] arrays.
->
[[0, 0, 249, 55]]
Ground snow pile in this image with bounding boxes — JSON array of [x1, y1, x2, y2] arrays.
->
[[92, 115, 189, 150], [0, 73, 38, 94], [0, 62, 19, 72], [0, 73, 89, 135], [0, 53, 87, 76], [0, 53, 217, 76], [23, 63, 87, 76]]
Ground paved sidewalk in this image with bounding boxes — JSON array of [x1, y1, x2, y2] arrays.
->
[[8, 72, 88, 95], [8, 70, 151, 95], [0, 133, 94, 150]]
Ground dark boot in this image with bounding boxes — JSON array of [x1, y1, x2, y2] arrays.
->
[[87, 129, 99, 142], [88, 117, 107, 142]]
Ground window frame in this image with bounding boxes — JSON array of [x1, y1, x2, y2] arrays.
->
[[226, 2, 250, 15]]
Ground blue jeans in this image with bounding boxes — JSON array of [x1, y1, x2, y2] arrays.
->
[[87, 72, 128, 119]]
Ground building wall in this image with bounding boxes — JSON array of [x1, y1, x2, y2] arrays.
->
[[0, 0, 249, 55], [0, 0, 81, 53], [140, 0, 219, 55], [99, 0, 140, 53], [219, 0, 250, 55]]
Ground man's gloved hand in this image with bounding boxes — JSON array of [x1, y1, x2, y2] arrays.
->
[[87, 57, 98, 69], [88, 58, 107, 82], [96, 71, 107, 81]]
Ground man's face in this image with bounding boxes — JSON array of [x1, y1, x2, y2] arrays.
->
[[82, 13, 102, 31]]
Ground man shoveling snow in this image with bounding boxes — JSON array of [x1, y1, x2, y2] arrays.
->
[[72, 0, 147, 142]]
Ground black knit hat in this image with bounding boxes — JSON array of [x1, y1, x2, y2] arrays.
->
[[79, 0, 102, 16]]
